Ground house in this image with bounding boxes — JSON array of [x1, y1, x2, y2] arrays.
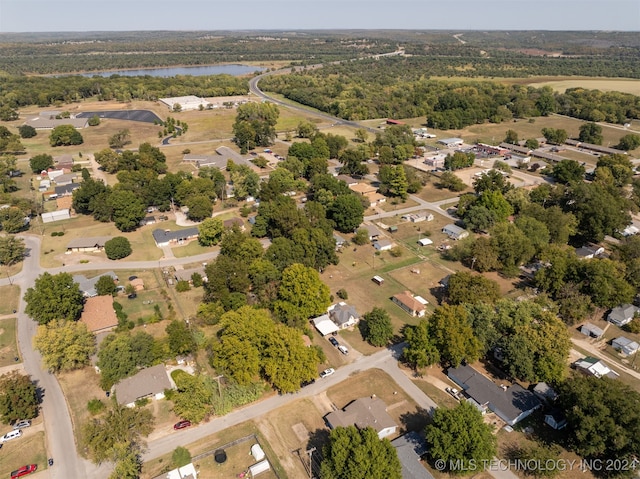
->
[[418, 238, 433, 246], [41, 209, 71, 223], [336, 174, 359, 185], [580, 322, 604, 339], [424, 154, 446, 169], [223, 217, 245, 231], [575, 243, 605, 259], [325, 396, 398, 439], [53, 173, 76, 186], [607, 304, 639, 327], [174, 266, 207, 284], [328, 302, 360, 329], [73, 271, 118, 297], [311, 313, 339, 336], [333, 233, 346, 249], [349, 183, 378, 195], [114, 364, 173, 407], [611, 336, 640, 356], [47, 169, 65, 181], [438, 138, 464, 147], [447, 364, 542, 426], [66, 236, 112, 253], [80, 296, 119, 333], [374, 239, 394, 251], [54, 183, 80, 197], [621, 224, 640, 237], [182, 146, 255, 170], [166, 463, 198, 479], [365, 191, 386, 207], [392, 291, 427, 317], [402, 211, 433, 223], [24, 115, 88, 130], [152, 228, 199, 247], [159, 95, 211, 111], [442, 224, 469, 240], [544, 409, 568, 430], [360, 223, 382, 241], [391, 431, 434, 479], [140, 216, 156, 226], [533, 382, 558, 403], [573, 357, 619, 379]]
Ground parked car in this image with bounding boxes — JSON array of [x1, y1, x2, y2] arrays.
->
[[12, 420, 30, 430], [127, 293, 137, 299], [0, 429, 22, 442], [173, 420, 191, 430], [320, 368, 335, 379], [337, 345, 349, 355], [445, 387, 460, 399], [328, 337, 339, 347], [10, 464, 37, 478]]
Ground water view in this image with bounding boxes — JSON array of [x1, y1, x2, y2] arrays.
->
[[80, 64, 263, 77]]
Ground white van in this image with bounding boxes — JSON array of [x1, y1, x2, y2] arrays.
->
[[0, 429, 22, 442], [338, 345, 349, 355]]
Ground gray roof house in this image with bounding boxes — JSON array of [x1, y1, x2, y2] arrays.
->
[[361, 223, 382, 241], [328, 302, 360, 329], [573, 356, 619, 379], [611, 336, 640, 356], [152, 228, 199, 247], [607, 304, 639, 327], [533, 382, 558, 403], [447, 364, 542, 426], [391, 431, 433, 479], [73, 271, 118, 297], [325, 396, 398, 439], [54, 173, 77, 186], [580, 322, 605, 339], [442, 224, 469, 240], [544, 409, 567, 430], [54, 183, 80, 196], [114, 364, 173, 407]]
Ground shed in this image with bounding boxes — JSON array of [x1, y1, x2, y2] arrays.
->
[[374, 239, 393, 251], [580, 322, 604, 339], [418, 238, 433, 246], [311, 314, 339, 336], [442, 224, 469, 240], [251, 444, 265, 461], [249, 460, 270, 477]]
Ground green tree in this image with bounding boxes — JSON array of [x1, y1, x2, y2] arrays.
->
[[107, 189, 146, 232], [596, 153, 634, 187], [504, 129, 519, 144], [29, 153, 54, 173], [403, 320, 440, 370], [329, 194, 365, 233], [170, 370, 215, 423], [24, 272, 84, 325], [166, 321, 197, 356], [354, 128, 368, 143], [0, 207, 27, 233], [34, 319, 96, 372], [490, 222, 535, 276], [378, 165, 408, 199], [185, 194, 213, 221], [320, 426, 402, 479], [447, 272, 500, 305], [95, 276, 117, 296], [557, 376, 640, 465], [552, 159, 585, 184], [0, 236, 26, 266], [232, 102, 279, 153], [88, 115, 101, 126], [524, 138, 540, 150], [274, 263, 331, 326], [172, 446, 192, 468], [352, 227, 369, 245], [444, 151, 475, 170], [108, 129, 131, 149], [296, 120, 318, 138], [0, 105, 19, 121], [104, 237, 132, 260], [616, 134, 640, 151], [198, 217, 224, 246], [438, 171, 466, 192], [429, 304, 482, 367], [0, 372, 39, 424], [579, 122, 603, 144], [49, 124, 83, 146], [18, 125, 37, 139], [541, 127, 568, 145], [426, 401, 496, 474], [360, 307, 394, 347]]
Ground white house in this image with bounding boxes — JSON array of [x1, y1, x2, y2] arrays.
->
[[328, 302, 360, 329], [612, 336, 640, 356], [374, 239, 394, 251], [114, 364, 173, 407], [573, 357, 619, 379], [442, 224, 469, 240], [607, 304, 639, 327], [311, 313, 339, 336]]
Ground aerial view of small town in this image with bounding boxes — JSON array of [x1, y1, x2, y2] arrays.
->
[[0, 6, 640, 479]]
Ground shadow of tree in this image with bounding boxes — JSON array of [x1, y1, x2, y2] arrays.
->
[[398, 406, 432, 434]]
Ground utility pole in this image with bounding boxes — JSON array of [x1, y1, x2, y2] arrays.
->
[[306, 447, 316, 479]]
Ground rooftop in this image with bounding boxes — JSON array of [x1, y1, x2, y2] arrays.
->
[[325, 396, 397, 436], [114, 364, 172, 406], [80, 296, 118, 333]]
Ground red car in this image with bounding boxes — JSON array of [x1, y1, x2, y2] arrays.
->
[[173, 420, 191, 430], [11, 464, 37, 478]]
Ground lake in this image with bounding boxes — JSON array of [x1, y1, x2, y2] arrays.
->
[[80, 64, 263, 78]]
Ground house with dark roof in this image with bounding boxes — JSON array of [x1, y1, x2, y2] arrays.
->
[[152, 228, 199, 247], [544, 409, 567, 430], [447, 364, 542, 426], [114, 364, 173, 408], [325, 396, 398, 439], [607, 304, 639, 327], [328, 302, 359, 329], [55, 183, 80, 197], [575, 244, 604, 259], [223, 217, 245, 231], [391, 431, 433, 479]]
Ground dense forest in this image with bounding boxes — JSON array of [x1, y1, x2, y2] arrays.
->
[[261, 57, 640, 125]]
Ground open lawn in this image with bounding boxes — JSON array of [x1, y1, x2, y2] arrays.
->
[[0, 430, 48, 478], [415, 180, 473, 202], [0, 285, 20, 316], [529, 77, 640, 96], [0, 316, 19, 367]]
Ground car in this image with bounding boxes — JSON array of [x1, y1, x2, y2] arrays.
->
[[328, 337, 339, 347], [337, 345, 349, 355], [320, 368, 335, 379], [12, 420, 30, 430], [127, 293, 137, 299], [173, 420, 192, 430], [10, 465, 37, 478], [0, 429, 22, 442], [445, 387, 460, 399]]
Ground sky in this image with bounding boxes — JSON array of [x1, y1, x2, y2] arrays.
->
[[0, 0, 639, 32]]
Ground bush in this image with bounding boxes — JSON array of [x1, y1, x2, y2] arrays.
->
[[104, 236, 132, 260], [172, 446, 192, 468], [176, 280, 191, 292], [87, 398, 106, 415], [336, 288, 348, 300], [623, 318, 640, 334], [389, 246, 403, 257], [134, 397, 150, 407], [191, 273, 203, 287]]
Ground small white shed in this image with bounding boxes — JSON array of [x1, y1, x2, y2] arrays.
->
[[418, 238, 433, 246], [249, 460, 271, 477], [251, 443, 265, 461]]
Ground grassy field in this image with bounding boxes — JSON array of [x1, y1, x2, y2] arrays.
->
[[0, 430, 48, 478], [0, 285, 20, 316], [0, 316, 19, 366], [529, 78, 640, 96]]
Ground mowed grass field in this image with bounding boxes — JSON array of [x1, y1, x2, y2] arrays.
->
[[0, 316, 19, 366]]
